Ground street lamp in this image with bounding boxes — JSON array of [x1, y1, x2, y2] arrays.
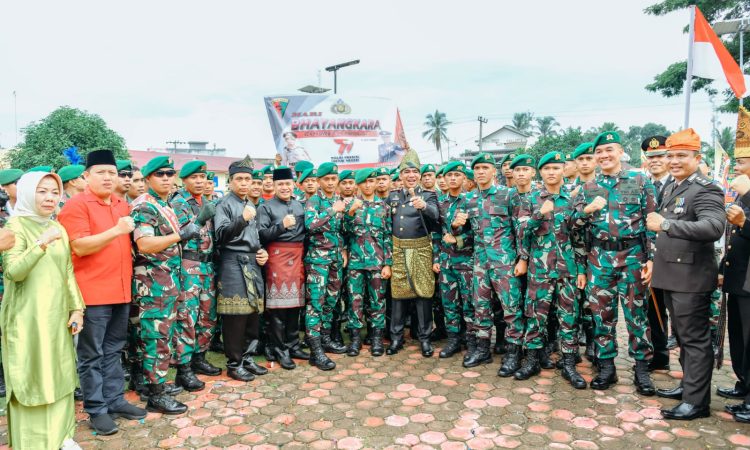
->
[[325, 60, 360, 94]]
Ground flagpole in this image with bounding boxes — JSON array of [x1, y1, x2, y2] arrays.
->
[[684, 5, 696, 129]]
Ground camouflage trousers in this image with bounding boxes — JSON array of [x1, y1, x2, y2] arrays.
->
[[439, 267, 474, 334], [305, 262, 343, 338], [710, 288, 721, 331], [127, 301, 143, 362], [473, 265, 522, 342], [588, 261, 653, 361], [346, 269, 386, 330], [139, 295, 178, 385], [178, 268, 217, 355], [524, 277, 579, 352]]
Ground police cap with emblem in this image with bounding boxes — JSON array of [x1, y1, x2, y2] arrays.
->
[[641, 136, 668, 156]]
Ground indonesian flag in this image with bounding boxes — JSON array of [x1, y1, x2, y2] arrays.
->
[[693, 7, 750, 98]]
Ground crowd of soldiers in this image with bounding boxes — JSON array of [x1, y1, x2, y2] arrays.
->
[[3, 115, 750, 437]]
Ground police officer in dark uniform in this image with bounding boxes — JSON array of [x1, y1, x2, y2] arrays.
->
[[642, 135, 674, 371], [647, 129, 726, 421]]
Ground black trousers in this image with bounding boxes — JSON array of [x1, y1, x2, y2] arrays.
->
[[663, 290, 713, 406], [648, 288, 670, 365], [77, 303, 130, 416], [267, 307, 302, 351], [391, 298, 432, 342], [727, 294, 750, 401], [222, 313, 259, 363]]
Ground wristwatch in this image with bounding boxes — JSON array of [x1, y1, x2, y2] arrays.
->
[[660, 219, 671, 233]]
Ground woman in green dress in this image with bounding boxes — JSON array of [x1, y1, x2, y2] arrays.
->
[[1, 172, 85, 450]]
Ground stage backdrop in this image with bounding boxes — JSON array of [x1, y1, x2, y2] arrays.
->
[[264, 95, 408, 169]]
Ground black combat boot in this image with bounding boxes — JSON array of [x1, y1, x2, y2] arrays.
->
[[634, 360, 656, 396], [191, 351, 222, 376], [146, 383, 187, 415], [227, 361, 255, 382], [498, 344, 521, 377], [584, 323, 595, 362], [209, 331, 223, 353], [463, 338, 492, 368], [494, 320, 507, 354], [175, 364, 205, 392], [347, 329, 362, 357], [308, 337, 336, 371], [463, 334, 477, 365], [364, 323, 373, 346], [274, 348, 296, 370], [439, 332, 462, 359], [331, 322, 345, 348], [128, 360, 147, 398], [321, 329, 347, 354], [556, 352, 581, 369], [590, 358, 618, 390], [386, 334, 404, 355], [539, 345, 555, 369], [561, 353, 586, 389], [370, 328, 385, 357], [514, 349, 541, 380]]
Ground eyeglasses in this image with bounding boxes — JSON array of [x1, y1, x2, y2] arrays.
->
[[118, 171, 133, 178], [153, 170, 176, 178]]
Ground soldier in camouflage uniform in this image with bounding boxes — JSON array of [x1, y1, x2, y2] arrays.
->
[[331, 169, 357, 347], [421, 164, 446, 342], [343, 168, 392, 357], [459, 153, 527, 374], [515, 151, 587, 388], [435, 161, 474, 360], [132, 155, 202, 414], [304, 162, 348, 370], [578, 131, 656, 394], [170, 161, 222, 386]]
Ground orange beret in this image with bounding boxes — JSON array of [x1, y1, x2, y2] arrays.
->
[[666, 128, 701, 151]]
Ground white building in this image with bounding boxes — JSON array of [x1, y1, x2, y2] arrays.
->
[[461, 125, 531, 163]]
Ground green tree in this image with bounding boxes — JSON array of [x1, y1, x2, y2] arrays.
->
[[623, 122, 673, 164], [644, 0, 749, 112], [422, 110, 452, 162], [511, 112, 534, 134], [719, 126, 736, 154], [9, 106, 128, 170], [527, 127, 591, 161], [535, 116, 560, 138]]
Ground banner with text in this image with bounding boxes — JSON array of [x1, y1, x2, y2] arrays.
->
[[264, 95, 408, 169]]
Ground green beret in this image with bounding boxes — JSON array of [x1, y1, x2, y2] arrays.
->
[[0, 169, 23, 186], [206, 171, 215, 179], [391, 172, 400, 181], [537, 151, 565, 170], [179, 160, 207, 178], [27, 166, 53, 173], [420, 164, 436, 175], [390, 167, 399, 176], [509, 154, 536, 169], [471, 152, 496, 168], [142, 155, 174, 177], [465, 169, 474, 181], [316, 162, 338, 178], [58, 165, 86, 183], [338, 169, 354, 181], [592, 131, 621, 149], [572, 142, 594, 159], [298, 168, 316, 183], [116, 160, 132, 172], [443, 161, 466, 175], [375, 167, 390, 177], [294, 160, 314, 174], [497, 154, 512, 167], [262, 165, 273, 176], [252, 170, 264, 180], [355, 168, 377, 184]]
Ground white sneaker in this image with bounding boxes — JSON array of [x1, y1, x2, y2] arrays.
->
[[60, 438, 82, 450]]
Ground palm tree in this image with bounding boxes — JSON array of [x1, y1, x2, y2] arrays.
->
[[535, 116, 559, 138], [512, 112, 534, 134], [422, 110, 452, 163], [719, 126, 735, 155]]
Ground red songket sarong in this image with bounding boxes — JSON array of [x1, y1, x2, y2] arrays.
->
[[265, 242, 305, 309]]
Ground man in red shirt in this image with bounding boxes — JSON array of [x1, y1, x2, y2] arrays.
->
[[59, 149, 147, 436]]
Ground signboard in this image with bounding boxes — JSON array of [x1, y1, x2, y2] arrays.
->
[[264, 95, 408, 169]]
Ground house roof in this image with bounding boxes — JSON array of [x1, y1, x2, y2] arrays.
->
[[128, 149, 270, 173], [480, 125, 532, 142]]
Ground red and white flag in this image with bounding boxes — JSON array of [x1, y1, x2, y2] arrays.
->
[[692, 7, 750, 98]]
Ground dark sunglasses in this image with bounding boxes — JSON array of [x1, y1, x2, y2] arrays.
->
[[154, 170, 176, 178], [118, 171, 133, 178]]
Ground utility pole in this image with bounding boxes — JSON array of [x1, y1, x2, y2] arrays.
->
[[13, 91, 17, 146], [477, 116, 488, 153], [166, 140, 185, 152]]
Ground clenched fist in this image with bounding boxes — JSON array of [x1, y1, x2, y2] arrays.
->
[[452, 212, 468, 228], [411, 196, 426, 210], [348, 199, 363, 215], [256, 248, 269, 266], [332, 200, 346, 213], [539, 200, 554, 216], [727, 204, 747, 227], [115, 216, 135, 235], [646, 212, 665, 232], [584, 196, 606, 214], [731, 174, 750, 196], [283, 214, 296, 229], [38, 226, 61, 246], [243, 204, 256, 221]]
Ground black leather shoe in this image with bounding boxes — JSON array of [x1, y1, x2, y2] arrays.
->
[[175, 365, 205, 392], [347, 329, 362, 357], [321, 331, 347, 354], [734, 409, 750, 423], [514, 349, 541, 380], [289, 347, 310, 360], [539, 347, 555, 370], [146, 384, 188, 415], [191, 352, 222, 376], [89, 413, 118, 435], [386, 337, 403, 355], [634, 360, 656, 396], [725, 403, 750, 414], [370, 329, 385, 357], [274, 348, 297, 370], [666, 335, 678, 350], [242, 356, 269, 375], [420, 340, 434, 358], [308, 337, 336, 371], [648, 360, 670, 372], [439, 333, 462, 359], [717, 386, 748, 399], [227, 362, 255, 382], [497, 344, 521, 377], [590, 358, 618, 390], [660, 402, 710, 421], [109, 402, 147, 420], [656, 386, 683, 400]]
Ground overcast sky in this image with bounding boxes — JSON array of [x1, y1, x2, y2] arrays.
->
[[0, 0, 736, 163]]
